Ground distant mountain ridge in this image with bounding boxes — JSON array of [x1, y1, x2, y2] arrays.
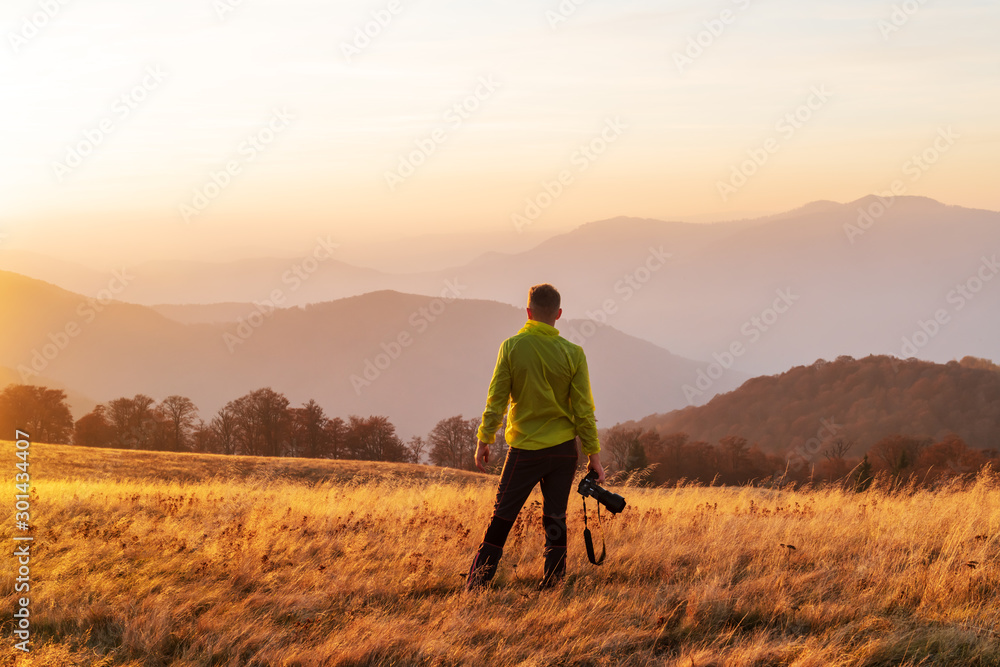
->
[[3, 196, 998, 377], [0, 272, 746, 437]]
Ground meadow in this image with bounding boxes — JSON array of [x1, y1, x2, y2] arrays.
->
[[2, 440, 1000, 666]]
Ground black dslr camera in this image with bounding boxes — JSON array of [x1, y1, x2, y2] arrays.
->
[[577, 470, 626, 514]]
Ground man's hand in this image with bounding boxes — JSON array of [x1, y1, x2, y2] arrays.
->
[[475, 441, 491, 473], [588, 453, 606, 484]]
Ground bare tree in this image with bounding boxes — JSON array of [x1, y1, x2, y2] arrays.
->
[[228, 388, 291, 456], [428, 415, 479, 470], [604, 425, 642, 473], [211, 404, 239, 455], [107, 394, 158, 449], [406, 435, 427, 464], [159, 395, 198, 452], [720, 435, 749, 471], [822, 437, 855, 462]]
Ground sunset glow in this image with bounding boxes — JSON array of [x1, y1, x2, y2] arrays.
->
[[2, 0, 998, 265]]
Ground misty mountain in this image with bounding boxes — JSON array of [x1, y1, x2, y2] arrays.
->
[[622, 355, 1000, 460], [150, 303, 273, 325], [408, 197, 1000, 376], [0, 249, 392, 308], [5, 197, 997, 378], [0, 272, 746, 438]]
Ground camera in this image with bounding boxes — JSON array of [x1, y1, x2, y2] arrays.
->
[[577, 470, 626, 514]]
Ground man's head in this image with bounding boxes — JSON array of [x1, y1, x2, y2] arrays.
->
[[527, 283, 562, 325]]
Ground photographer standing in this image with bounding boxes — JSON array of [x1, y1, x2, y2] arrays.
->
[[466, 284, 605, 591]]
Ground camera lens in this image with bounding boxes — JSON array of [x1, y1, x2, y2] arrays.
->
[[596, 487, 626, 514]]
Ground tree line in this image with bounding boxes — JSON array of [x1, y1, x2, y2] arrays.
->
[[0, 384, 504, 470], [601, 424, 1000, 489], [5, 381, 995, 488]]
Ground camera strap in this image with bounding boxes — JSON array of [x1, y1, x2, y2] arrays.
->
[[582, 496, 606, 565]]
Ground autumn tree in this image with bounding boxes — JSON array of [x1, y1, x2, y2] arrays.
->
[[346, 415, 408, 462], [650, 432, 689, 483], [915, 434, 984, 480], [427, 415, 479, 470], [107, 395, 159, 449], [74, 404, 115, 447], [325, 416, 348, 459], [227, 388, 291, 457], [290, 399, 331, 458], [720, 435, 749, 471], [0, 384, 74, 444], [190, 419, 214, 453]]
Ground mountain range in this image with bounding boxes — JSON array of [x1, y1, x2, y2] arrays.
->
[[0, 271, 746, 437], [4, 197, 998, 380]]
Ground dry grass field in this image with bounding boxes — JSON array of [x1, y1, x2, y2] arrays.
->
[[3, 440, 1000, 666]]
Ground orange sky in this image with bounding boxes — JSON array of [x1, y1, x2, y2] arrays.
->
[[1, 0, 998, 265]]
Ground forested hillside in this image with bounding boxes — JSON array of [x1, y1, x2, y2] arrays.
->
[[626, 355, 1000, 456]]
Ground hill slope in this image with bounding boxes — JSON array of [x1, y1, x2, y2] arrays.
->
[[626, 355, 1000, 457]]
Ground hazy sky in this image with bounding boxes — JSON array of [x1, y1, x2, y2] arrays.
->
[[1, 0, 998, 265]]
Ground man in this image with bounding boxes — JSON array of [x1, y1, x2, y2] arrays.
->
[[466, 283, 605, 591]]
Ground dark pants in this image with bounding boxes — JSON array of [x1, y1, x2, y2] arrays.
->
[[466, 439, 578, 590]]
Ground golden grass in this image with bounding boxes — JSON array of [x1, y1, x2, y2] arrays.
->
[[2, 441, 1000, 666]]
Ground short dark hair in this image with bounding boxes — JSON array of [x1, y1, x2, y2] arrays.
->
[[528, 284, 561, 318]]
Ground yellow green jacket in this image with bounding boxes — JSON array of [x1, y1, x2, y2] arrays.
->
[[477, 320, 600, 455]]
